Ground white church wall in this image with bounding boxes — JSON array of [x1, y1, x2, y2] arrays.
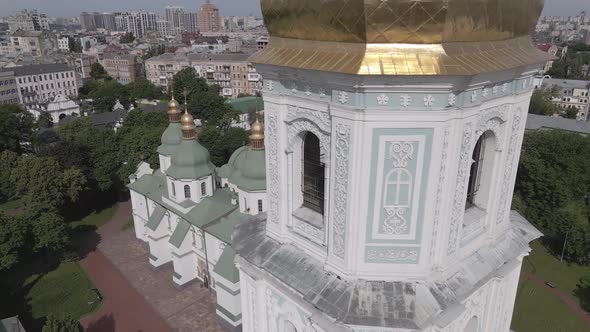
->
[[237, 189, 266, 215], [130, 190, 148, 242], [147, 212, 173, 268]]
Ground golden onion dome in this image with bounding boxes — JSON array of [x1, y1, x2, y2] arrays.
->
[[249, 113, 264, 150], [181, 111, 196, 140], [252, 0, 551, 76], [168, 97, 180, 110], [167, 96, 181, 122]]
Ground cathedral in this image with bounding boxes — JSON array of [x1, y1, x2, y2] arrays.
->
[[129, 0, 552, 331]]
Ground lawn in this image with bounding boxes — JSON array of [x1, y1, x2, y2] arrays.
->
[[25, 262, 101, 320], [511, 279, 588, 332], [523, 240, 590, 303], [69, 204, 118, 230]]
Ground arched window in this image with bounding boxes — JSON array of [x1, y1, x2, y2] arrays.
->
[[384, 169, 413, 208], [201, 182, 207, 196], [184, 185, 191, 199], [302, 133, 324, 214], [466, 135, 485, 208], [284, 321, 298, 332]]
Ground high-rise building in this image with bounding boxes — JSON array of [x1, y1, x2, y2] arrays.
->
[[114, 11, 157, 38], [183, 12, 198, 33], [165, 6, 185, 35], [80, 12, 96, 31], [8, 10, 50, 33], [102, 13, 117, 31], [234, 1, 552, 332], [156, 20, 172, 37], [197, 1, 220, 33]]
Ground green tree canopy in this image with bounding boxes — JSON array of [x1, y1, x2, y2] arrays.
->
[[90, 62, 109, 80], [37, 112, 54, 128], [87, 80, 130, 113], [199, 126, 248, 166], [0, 213, 30, 271], [528, 87, 561, 116], [564, 106, 580, 119], [0, 104, 35, 154], [42, 313, 82, 332], [124, 79, 163, 101], [120, 32, 135, 44]]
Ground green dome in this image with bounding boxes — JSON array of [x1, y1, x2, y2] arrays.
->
[[224, 146, 266, 191], [167, 140, 215, 180], [157, 123, 182, 156]]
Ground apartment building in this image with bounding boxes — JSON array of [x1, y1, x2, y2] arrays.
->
[[101, 53, 142, 84], [58, 37, 70, 51], [9, 30, 58, 61], [8, 63, 78, 105], [0, 71, 20, 105], [145, 53, 262, 98], [8, 10, 49, 33], [543, 78, 590, 121]]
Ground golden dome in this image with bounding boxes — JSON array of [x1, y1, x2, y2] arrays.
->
[[167, 96, 181, 122], [181, 111, 196, 140], [249, 113, 264, 150], [252, 0, 551, 76], [261, 0, 544, 44], [168, 97, 180, 110]]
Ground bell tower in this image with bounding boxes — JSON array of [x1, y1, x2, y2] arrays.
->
[[234, 1, 550, 331]]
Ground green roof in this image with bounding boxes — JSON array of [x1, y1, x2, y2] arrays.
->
[[205, 209, 243, 244], [227, 148, 266, 191], [167, 140, 215, 180], [213, 246, 240, 283], [186, 188, 238, 228], [226, 96, 264, 114], [169, 218, 190, 248], [146, 205, 166, 231], [157, 123, 182, 156]]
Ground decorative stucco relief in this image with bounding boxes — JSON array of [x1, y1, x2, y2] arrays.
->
[[496, 109, 523, 225], [293, 218, 324, 245], [332, 124, 351, 259], [287, 120, 331, 165], [285, 105, 331, 133], [266, 111, 280, 224], [366, 247, 419, 263], [430, 128, 450, 267]]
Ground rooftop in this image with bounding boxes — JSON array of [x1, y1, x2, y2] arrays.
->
[[542, 78, 590, 90], [526, 114, 590, 135], [5, 63, 72, 76]]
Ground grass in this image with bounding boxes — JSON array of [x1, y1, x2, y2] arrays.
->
[[25, 262, 101, 320], [522, 240, 590, 303], [69, 204, 118, 230], [0, 198, 23, 211], [122, 217, 135, 231]]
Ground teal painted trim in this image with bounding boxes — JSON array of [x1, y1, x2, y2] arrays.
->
[[364, 246, 420, 264], [216, 304, 242, 322], [366, 128, 433, 246], [216, 281, 240, 296]]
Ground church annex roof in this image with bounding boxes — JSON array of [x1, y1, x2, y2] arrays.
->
[[214, 246, 240, 283], [233, 212, 541, 330]]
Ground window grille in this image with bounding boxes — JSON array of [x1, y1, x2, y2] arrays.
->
[[466, 136, 485, 208], [201, 182, 206, 196], [184, 185, 191, 199], [302, 133, 324, 214]]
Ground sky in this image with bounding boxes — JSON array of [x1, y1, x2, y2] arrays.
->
[[0, 0, 588, 18]]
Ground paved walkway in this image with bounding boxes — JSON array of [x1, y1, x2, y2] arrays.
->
[[79, 201, 171, 332], [523, 272, 590, 328], [79, 201, 224, 332]]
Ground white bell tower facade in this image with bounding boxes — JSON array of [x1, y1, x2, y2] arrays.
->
[[234, 1, 550, 331]]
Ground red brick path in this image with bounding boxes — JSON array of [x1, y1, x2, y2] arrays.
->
[[523, 271, 590, 328], [79, 201, 172, 332]]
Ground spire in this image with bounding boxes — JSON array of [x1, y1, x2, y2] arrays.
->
[[249, 95, 264, 150], [167, 82, 181, 123], [181, 89, 196, 140]]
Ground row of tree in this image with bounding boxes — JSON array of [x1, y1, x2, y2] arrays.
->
[[529, 87, 580, 119], [514, 130, 590, 264]]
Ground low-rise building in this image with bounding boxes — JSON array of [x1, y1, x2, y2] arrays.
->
[[9, 30, 58, 61], [58, 37, 70, 51], [542, 78, 590, 121], [226, 96, 264, 130], [28, 94, 80, 123], [8, 63, 78, 105], [536, 43, 567, 73], [101, 53, 142, 84], [0, 71, 19, 104]]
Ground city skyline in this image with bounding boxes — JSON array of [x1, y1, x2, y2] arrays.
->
[[0, 0, 588, 18]]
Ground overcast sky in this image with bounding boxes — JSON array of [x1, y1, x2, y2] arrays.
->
[[0, 0, 588, 18]]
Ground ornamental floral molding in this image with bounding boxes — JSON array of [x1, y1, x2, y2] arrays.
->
[[448, 123, 474, 255], [318, 88, 327, 98], [332, 124, 351, 260], [448, 93, 457, 106], [266, 111, 280, 224], [388, 141, 415, 168], [429, 128, 450, 266], [285, 105, 331, 133], [366, 248, 419, 263], [474, 106, 509, 150], [424, 94, 435, 107], [400, 94, 412, 107], [377, 93, 389, 105], [502, 83, 509, 93], [496, 110, 523, 224], [266, 288, 279, 332], [249, 283, 258, 332], [382, 207, 409, 235], [266, 80, 275, 91], [338, 91, 349, 104], [471, 91, 478, 102], [287, 120, 331, 165], [304, 86, 312, 96], [293, 218, 324, 245]]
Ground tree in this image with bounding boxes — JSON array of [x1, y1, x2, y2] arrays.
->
[[120, 32, 135, 44], [0, 213, 30, 271], [0, 151, 18, 202], [42, 313, 82, 332], [68, 37, 82, 53], [90, 63, 109, 81], [38, 112, 54, 128], [125, 79, 163, 101], [171, 68, 208, 102], [88, 80, 130, 113], [199, 126, 248, 166], [528, 87, 560, 116], [564, 106, 579, 119], [0, 104, 34, 154], [29, 212, 69, 255]]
